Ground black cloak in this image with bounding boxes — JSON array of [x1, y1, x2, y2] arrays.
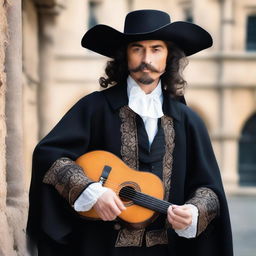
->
[[27, 83, 233, 256]]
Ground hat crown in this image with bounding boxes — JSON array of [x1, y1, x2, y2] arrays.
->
[[124, 10, 171, 34]]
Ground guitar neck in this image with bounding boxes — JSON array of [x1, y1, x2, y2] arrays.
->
[[120, 187, 171, 214]]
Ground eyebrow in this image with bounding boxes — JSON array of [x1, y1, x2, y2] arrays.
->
[[151, 45, 165, 49], [129, 43, 165, 49], [129, 43, 143, 48]]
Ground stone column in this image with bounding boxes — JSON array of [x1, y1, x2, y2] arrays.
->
[[36, 2, 65, 138], [217, 0, 237, 188], [0, 1, 14, 255], [5, 0, 29, 254], [220, 0, 234, 52]]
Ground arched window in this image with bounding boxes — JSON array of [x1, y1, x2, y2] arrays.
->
[[239, 113, 256, 186]]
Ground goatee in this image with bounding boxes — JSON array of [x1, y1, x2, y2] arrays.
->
[[137, 74, 155, 85]]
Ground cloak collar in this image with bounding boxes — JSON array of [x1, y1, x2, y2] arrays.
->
[[102, 83, 183, 122]]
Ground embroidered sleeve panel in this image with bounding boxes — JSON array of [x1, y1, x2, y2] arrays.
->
[[186, 187, 220, 236], [43, 157, 93, 206]]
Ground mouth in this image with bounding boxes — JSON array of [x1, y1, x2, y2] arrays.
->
[[141, 68, 151, 73]]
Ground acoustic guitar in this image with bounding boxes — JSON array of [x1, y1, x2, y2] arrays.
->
[[76, 150, 172, 228]]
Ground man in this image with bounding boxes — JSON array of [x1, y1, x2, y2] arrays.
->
[[27, 9, 233, 256]]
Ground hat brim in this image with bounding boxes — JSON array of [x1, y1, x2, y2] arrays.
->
[[81, 21, 213, 58]]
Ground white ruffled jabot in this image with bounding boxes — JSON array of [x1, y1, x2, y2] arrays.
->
[[127, 75, 163, 146]]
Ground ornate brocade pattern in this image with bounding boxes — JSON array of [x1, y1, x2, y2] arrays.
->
[[119, 106, 139, 170], [115, 228, 145, 247], [186, 187, 220, 236], [116, 107, 175, 247], [43, 157, 92, 205], [161, 116, 175, 201], [146, 229, 168, 247]]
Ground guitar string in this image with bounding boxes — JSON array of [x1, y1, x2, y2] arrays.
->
[[88, 179, 171, 212], [80, 153, 172, 212], [100, 179, 171, 209], [121, 191, 171, 213], [124, 193, 169, 213]]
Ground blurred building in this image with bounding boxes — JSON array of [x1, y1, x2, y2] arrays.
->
[[23, 0, 256, 194], [0, 0, 256, 254]]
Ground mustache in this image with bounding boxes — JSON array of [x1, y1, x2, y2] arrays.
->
[[129, 62, 163, 73]]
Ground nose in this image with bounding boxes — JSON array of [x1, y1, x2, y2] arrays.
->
[[142, 49, 152, 64]]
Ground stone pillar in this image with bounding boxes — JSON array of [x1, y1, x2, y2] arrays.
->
[[217, 0, 237, 189], [221, 0, 234, 52], [36, 2, 65, 138], [5, 0, 29, 254], [0, 1, 13, 255], [22, 0, 40, 190]]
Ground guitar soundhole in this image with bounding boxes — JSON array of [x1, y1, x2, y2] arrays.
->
[[119, 186, 136, 201], [119, 182, 140, 206]]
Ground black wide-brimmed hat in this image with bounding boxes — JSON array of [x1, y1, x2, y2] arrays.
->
[[81, 9, 213, 58]]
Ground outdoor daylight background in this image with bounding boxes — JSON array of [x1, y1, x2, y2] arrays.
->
[[0, 0, 256, 255]]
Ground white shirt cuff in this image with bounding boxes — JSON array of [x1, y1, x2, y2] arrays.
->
[[174, 204, 199, 238], [73, 182, 108, 212]]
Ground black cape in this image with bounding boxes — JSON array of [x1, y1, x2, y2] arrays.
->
[[27, 84, 233, 256]]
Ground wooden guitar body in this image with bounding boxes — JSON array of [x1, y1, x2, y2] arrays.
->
[[75, 150, 168, 227]]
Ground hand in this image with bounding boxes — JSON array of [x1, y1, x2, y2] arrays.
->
[[167, 204, 192, 230], [93, 188, 126, 221]]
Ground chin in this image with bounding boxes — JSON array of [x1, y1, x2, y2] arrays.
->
[[137, 73, 155, 85], [138, 79, 155, 85]]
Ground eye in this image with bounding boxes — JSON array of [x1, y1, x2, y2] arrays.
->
[[152, 47, 161, 52], [132, 47, 141, 52]]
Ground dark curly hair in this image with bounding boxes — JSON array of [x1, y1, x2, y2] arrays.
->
[[99, 41, 189, 97]]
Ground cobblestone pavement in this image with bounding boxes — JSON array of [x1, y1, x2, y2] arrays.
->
[[227, 195, 256, 256]]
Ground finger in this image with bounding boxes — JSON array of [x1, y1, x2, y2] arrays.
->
[[95, 205, 108, 221], [171, 219, 187, 230], [167, 205, 173, 214], [167, 214, 173, 225], [167, 215, 185, 230], [172, 204, 190, 211], [94, 203, 114, 221], [170, 211, 192, 227], [98, 210, 108, 221], [170, 209, 192, 224], [167, 208, 176, 225], [170, 210, 192, 226], [172, 207, 191, 218], [102, 208, 116, 221], [114, 195, 126, 211], [167, 208, 175, 223], [109, 203, 122, 216]]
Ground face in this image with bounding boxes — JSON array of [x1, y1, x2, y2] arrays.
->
[[127, 40, 168, 86]]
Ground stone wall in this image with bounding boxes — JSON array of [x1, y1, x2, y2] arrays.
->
[[1, 0, 29, 255], [0, 2, 14, 255]]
